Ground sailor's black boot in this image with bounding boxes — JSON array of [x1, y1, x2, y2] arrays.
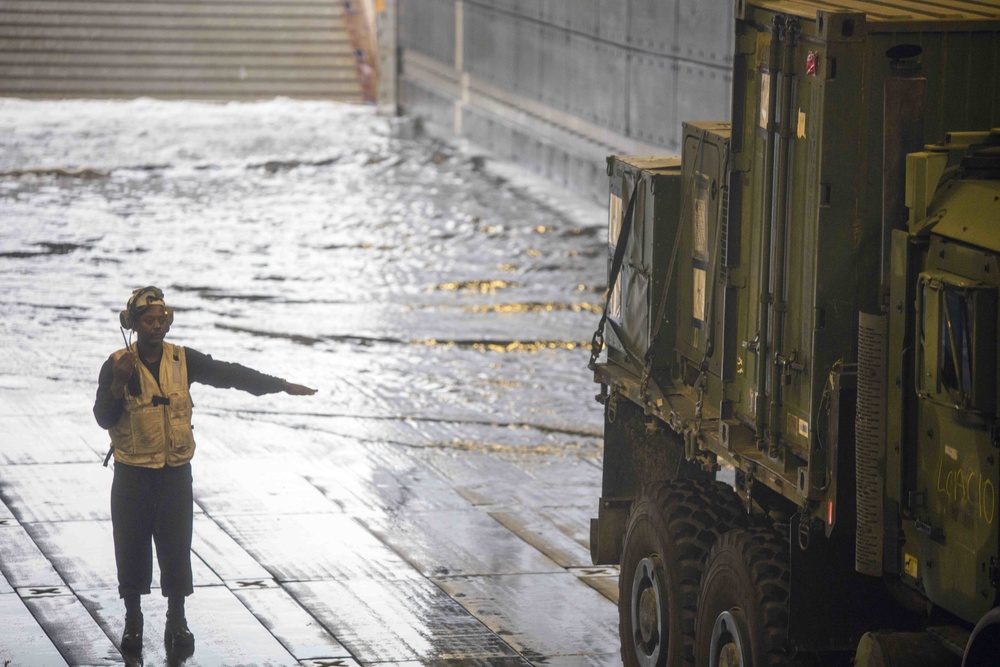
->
[[121, 611, 143, 652], [164, 610, 195, 652]]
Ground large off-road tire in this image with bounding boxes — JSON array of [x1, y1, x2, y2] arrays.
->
[[695, 527, 792, 667], [963, 606, 1000, 667], [619, 479, 747, 667]]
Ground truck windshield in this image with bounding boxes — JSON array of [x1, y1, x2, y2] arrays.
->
[[940, 287, 974, 401]]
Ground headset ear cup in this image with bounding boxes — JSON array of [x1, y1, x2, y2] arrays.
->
[[123, 288, 142, 330]]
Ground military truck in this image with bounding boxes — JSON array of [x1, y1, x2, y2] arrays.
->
[[588, 1, 1000, 665]]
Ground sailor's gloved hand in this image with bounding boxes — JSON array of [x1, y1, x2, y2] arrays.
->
[[281, 380, 317, 396], [111, 352, 136, 398]]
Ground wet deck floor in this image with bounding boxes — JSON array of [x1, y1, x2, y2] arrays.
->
[[0, 99, 621, 666]]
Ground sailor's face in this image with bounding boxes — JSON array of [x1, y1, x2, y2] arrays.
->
[[135, 305, 170, 344]]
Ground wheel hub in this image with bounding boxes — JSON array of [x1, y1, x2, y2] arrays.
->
[[631, 556, 667, 667], [709, 609, 751, 667], [638, 586, 657, 644]]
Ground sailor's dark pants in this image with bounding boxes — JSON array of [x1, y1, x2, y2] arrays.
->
[[111, 461, 194, 599]]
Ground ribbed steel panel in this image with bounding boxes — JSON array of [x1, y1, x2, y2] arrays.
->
[[514, 0, 542, 22], [401, 0, 738, 199], [539, 0, 569, 29], [679, 0, 734, 65], [462, 2, 491, 81], [402, 77, 453, 126], [491, 5, 518, 91], [543, 0, 601, 34], [546, 145, 568, 187], [490, 113, 514, 156], [490, 0, 518, 14], [597, 0, 628, 45], [629, 52, 679, 150], [538, 22, 570, 113], [0, 0, 364, 100], [630, 0, 680, 55], [590, 41, 629, 135], [567, 149, 604, 198], [400, 0, 454, 65], [566, 0, 600, 37], [675, 61, 730, 126], [514, 17, 542, 99], [461, 104, 492, 150], [464, 3, 516, 90], [568, 34, 628, 135], [565, 32, 596, 119], [512, 127, 545, 174]]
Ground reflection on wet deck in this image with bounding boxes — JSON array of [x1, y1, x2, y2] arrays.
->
[[0, 98, 618, 666], [0, 381, 620, 666]]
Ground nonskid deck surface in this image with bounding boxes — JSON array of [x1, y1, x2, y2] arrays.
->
[[0, 98, 619, 667]]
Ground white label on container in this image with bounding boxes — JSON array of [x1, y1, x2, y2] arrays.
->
[[608, 193, 622, 244], [693, 267, 706, 322], [759, 71, 771, 130]]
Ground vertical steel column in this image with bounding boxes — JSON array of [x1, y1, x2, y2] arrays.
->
[[375, 0, 399, 113]]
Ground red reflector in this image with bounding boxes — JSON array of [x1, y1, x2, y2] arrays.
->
[[827, 499, 834, 524], [806, 52, 818, 76]]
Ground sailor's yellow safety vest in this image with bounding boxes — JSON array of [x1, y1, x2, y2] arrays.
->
[[109, 342, 196, 468]]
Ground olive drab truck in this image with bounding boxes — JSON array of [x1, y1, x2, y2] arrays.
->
[[587, 1, 1000, 665]]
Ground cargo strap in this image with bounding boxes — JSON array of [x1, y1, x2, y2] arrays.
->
[[589, 186, 639, 371]]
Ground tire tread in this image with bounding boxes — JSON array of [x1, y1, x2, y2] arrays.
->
[[708, 527, 792, 666], [620, 478, 746, 667]]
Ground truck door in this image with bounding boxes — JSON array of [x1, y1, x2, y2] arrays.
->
[[908, 269, 999, 624]]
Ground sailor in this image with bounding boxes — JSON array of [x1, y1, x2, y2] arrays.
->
[[93, 286, 316, 655]]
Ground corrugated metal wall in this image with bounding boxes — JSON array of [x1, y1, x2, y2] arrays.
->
[[0, 0, 367, 101], [398, 0, 734, 200]]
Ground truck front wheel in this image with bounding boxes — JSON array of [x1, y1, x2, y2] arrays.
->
[[963, 606, 1000, 667], [695, 527, 792, 667], [620, 480, 746, 667]]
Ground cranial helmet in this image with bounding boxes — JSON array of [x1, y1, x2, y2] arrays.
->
[[119, 286, 173, 330]]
